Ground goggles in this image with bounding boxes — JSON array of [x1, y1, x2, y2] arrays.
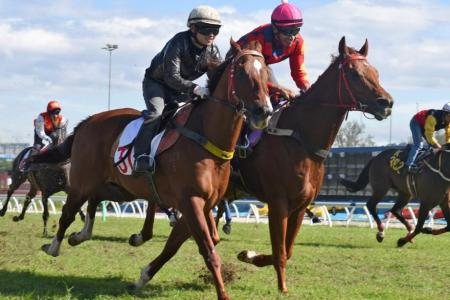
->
[[50, 109, 61, 115], [277, 26, 300, 37], [196, 25, 220, 36]]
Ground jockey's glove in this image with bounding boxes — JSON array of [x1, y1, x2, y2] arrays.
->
[[42, 136, 52, 145], [193, 85, 210, 99]]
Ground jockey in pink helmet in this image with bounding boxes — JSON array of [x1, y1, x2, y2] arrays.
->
[[236, 0, 310, 102]]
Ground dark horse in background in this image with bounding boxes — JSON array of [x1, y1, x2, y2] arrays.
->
[[133, 36, 394, 294], [0, 125, 83, 236], [340, 145, 450, 246], [29, 40, 272, 300]]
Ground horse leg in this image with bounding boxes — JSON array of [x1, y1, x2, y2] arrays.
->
[[78, 209, 86, 222], [222, 199, 232, 234], [68, 198, 98, 246], [390, 191, 414, 234], [129, 201, 156, 247], [366, 193, 384, 243], [423, 198, 450, 235], [41, 193, 51, 237], [215, 199, 225, 228], [12, 184, 38, 222], [42, 191, 86, 257], [0, 174, 26, 216], [397, 203, 430, 247], [135, 197, 229, 300], [181, 197, 228, 299], [207, 210, 220, 245], [134, 218, 191, 289], [238, 199, 289, 292]]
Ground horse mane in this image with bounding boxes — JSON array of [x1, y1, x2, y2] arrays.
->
[[207, 58, 232, 94], [290, 47, 360, 106], [71, 116, 93, 136]]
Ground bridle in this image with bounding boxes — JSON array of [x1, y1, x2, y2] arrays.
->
[[321, 53, 368, 111], [206, 49, 265, 114]]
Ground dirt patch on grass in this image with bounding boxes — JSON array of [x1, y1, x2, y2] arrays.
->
[[198, 262, 241, 284]]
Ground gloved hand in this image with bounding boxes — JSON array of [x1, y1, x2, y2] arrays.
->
[[42, 136, 52, 146], [193, 85, 210, 99], [275, 85, 295, 100], [300, 83, 311, 95]]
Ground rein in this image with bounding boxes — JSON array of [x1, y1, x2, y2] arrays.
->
[[175, 49, 265, 161], [321, 54, 367, 110], [423, 150, 450, 182]]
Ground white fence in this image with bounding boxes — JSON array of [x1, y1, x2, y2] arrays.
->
[[0, 195, 442, 228]]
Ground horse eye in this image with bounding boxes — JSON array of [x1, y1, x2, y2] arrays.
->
[[350, 69, 360, 80]]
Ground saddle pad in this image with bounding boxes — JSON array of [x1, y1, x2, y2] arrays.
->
[[18, 149, 32, 172], [114, 105, 193, 175]]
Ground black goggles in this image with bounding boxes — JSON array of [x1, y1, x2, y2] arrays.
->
[[51, 109, 61, 115], [277, 26, 300, 37], [196, 25, 220, 36]]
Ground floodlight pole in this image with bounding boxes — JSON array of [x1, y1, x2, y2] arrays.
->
[[101, 44, 118, 110]]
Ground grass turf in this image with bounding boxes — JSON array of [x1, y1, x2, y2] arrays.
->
[[0, 213, 448, 299]]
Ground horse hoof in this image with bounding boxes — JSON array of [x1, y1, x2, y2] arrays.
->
[[68, 232, 81, 246], [421, 227, 433, 234], [222, 224, 231, 235], [12, 216, 20, 222], [0, 210, 6, 217], [41, 244, 58, 257], [397, 238, 407, 247], [237, 250, 257, 264], [312, 217, 321, 224], [376, 232, 384, 243], [129, 234, 144, 247]]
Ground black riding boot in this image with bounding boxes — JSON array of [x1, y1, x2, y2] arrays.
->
[[133, 119, 159, 174]]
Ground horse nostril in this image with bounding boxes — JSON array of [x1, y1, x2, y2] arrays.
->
[[376, 97, 391, 108]]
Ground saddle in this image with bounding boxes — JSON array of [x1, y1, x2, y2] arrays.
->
[[113, 103, 193, 175]]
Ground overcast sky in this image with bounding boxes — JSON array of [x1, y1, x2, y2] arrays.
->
[[1, 0, 450, 145]]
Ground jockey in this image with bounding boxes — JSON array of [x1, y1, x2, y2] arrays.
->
[[133, 5, 222, 173], [33, 100, 67, 150], [234, 0, 310, 103], [406, 102, 450, 172]]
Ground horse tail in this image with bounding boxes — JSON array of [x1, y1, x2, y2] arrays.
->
[[339, 159, 372, 192], [30, 134, 74, 164]]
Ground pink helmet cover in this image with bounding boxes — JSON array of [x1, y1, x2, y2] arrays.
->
[[271, 0, 303, 27]]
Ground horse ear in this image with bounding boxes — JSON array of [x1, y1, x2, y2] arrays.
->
[[243, 40, 262, 53], [338, 36, 349, 56], [230, 38, 241, 52], [359, 39, 369, 57]]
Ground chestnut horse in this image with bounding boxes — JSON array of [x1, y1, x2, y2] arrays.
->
[[125, 37, 394, 294], [340, 145, 450, 246], [29, 40, 272, 300], [215, 37, 393, 293]]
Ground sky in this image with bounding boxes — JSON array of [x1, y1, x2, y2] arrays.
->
[[1, 0, 450, 145]]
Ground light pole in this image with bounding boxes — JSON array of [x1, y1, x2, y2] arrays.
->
[[102, 44, 118, 110]]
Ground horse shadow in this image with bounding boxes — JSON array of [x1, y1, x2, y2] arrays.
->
[[0, 270, 207, 298]]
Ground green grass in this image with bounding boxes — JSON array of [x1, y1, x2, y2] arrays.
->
[[0, 214, 448, 299]]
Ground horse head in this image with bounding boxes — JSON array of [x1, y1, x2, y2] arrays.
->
[[333, 36, 393, 120], [225, 39, 273, 129]]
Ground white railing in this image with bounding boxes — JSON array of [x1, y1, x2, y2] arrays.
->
[[0, 195, 442, 228]]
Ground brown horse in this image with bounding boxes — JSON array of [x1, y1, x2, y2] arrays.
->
[[340, 145, 450, 246], [128, 36, 394, 293], [29, 40, 272, 300], [0, 126, 84, 236], [213, 36, 393, 293]]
